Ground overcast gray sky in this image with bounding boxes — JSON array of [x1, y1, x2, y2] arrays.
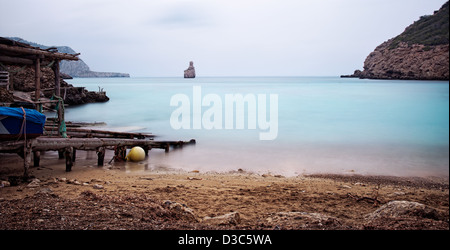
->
[[0, 0, 447, 77]]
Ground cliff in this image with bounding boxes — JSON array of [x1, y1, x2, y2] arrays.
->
[[343, 2, 449, 80], [6, 38, 130, 78]]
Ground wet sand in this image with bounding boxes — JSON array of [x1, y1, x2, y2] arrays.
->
[[0, 153, 448, 230]]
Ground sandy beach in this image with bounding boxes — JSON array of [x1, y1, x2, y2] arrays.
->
[[0, 152, 448, 230]]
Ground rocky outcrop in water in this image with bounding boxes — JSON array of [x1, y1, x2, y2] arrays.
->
[[343, 1, 449, 80], [359, 40, 449, 80], [184, 61, 196, 78]]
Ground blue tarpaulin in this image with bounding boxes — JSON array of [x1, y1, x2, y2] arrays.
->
[[0, 107, 46, 125], [0, 107, 46, 138]]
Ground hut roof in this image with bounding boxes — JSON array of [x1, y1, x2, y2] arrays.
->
[[0, 37, 79, 65]]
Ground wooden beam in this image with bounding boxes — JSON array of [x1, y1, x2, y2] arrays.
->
[[65, 147, 73, 172], [0, 138, 196, 153], [33, 151, 40, 167], [34, 58, 40, 102], [0, 44, 79, 61], [23, 140, 32, 178], [0, 55, 34, 65], [53, 59, 60, 97], [51, 131, 148, 139], [45, 120, 106, 127], [97, 147, 105, 166], [46, 127, 155, 139], [31, 138, 153, 151]]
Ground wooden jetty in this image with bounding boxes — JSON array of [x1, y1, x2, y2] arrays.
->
[[0, 137, 196, 176], [1, 108, 195, 177]]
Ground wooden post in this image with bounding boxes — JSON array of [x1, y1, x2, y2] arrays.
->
[[53, 60, 60, 97], [57, 103, 64, 137], [97, 147, 105, 166], [114, 146, 127, 162], [33, 151, 40, 167], [72, 148, 76, 162], [23, 140, 32, 178], [58, 149, 64, 159], [65, 147, 73, 172], [9, 73, 14, 91], [34, 58, 41, 102], [143, 145, 151, 156], [52, 60, 65, 137]]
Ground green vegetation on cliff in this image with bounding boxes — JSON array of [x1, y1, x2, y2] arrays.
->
[[389, 1, 449, 49]]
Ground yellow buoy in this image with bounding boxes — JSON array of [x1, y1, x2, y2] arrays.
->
[[126, 146, 146, 162]]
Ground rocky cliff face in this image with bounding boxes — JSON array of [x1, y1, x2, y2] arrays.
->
[[344, 2, 449, 80], [360, 41, 448, 80]]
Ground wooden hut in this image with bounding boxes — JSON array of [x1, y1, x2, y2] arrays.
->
[[0, 37, 80, 101]]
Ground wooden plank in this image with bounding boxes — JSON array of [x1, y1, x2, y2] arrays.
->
[[0, 140, 24, 151], [35, 58, 40, 102], [0, 137, 195, 152], [23, 140, 32, 178], [45, 118, 107, 127], [60, 131, 152, 139], [65, 147, 73, 172], [45, 121, 106, 128], [44, 126, 154, 139], [33, 151, 40, 167], [0, 55, 34, 65], [53, 59, 60, 97], [63, 127, 154, 138], [97, 147, 105, 166]]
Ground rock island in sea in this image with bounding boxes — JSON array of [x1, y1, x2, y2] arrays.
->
[[184, 61, 196, 78]]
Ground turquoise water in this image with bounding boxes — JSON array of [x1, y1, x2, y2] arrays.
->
[[64, 77, 449, 177]]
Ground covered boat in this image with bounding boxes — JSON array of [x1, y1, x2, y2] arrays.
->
[[0, 107, 46, 141]]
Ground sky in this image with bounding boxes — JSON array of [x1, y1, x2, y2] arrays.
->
[[0, 0, 447, 77]]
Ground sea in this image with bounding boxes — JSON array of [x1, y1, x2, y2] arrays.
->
[[63, 76, 449, 178]]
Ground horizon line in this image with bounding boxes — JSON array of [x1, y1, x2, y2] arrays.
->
[[70, 75, 345, 78]]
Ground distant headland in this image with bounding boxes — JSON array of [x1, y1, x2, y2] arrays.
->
[[342, 1, 449, 81]]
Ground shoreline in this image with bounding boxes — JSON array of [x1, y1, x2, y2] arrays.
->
[[1, 154, 448, 230]]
